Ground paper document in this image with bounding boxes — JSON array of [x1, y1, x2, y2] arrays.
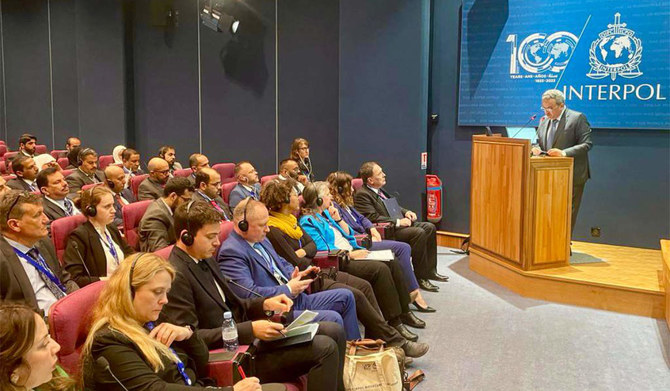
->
[[286, 310, 318, 331], [360, 249, 394, 262]]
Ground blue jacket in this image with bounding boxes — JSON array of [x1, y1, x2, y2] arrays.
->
[[228, 183, 262, 209], [331, 201, 374, 235], [299, 210, 363, 252]]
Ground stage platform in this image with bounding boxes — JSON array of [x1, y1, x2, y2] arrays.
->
[[468, 241, 665, 319]]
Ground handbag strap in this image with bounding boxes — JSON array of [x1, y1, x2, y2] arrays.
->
[[347, 339, 386, 355]]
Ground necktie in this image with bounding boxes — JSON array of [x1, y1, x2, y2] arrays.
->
[[64, 199, 74, 216], [250, 188, 258, 200], [27, 182, 36, 192], [27, 248, 66, 299], [253, 243, 288, 283], [547, 119, 558, 148], [378, 191, 388, 200]]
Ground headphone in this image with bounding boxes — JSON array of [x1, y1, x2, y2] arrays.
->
[[84, 186, 98, 217], [106, 179, 116, 190], [304, 184, 323, 207], [237, 197, 252, 232], [77, 148, 94, 167], [129, 253, 145, 297], [180, 200, 196, 246]]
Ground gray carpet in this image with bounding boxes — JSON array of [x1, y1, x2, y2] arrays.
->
[[407, 247, 670, 391], [570, 252, 606, 265]]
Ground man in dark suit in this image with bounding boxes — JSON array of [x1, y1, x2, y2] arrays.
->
[[193, 167, 233, 221], [66, 148, 105, 198], [354, 162, 447, 292], [161, 201, 346, 391], [229, 161, 262, 208], [138, 157, 170, 201], [121, 148, 144, 186], [0, 191, 78, 315], [218, 199, 361, 340], [18, 133, 37, 158], [65, 137, 81, 153], [138, 177, 193, 252], [104, 165, 136, 228], [533, 89, 593, 233], [7, 155, 39, 192], [187, 153, 210, 186], [36, 167, 81, 235]]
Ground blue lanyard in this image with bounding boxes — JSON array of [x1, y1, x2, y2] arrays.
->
[[12, 248, 67, 293], [145, 322, 192, 386], [255, 244, 288, 283], [100, 230, 120, 265]]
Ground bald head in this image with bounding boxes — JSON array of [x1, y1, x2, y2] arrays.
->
[[104, 165, 126, 193], [195, 167, 221, 198], [148, 157, 170, 184], [233, 198, 269, 242]]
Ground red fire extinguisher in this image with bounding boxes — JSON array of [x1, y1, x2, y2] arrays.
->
[[426, 175, 443, 223]]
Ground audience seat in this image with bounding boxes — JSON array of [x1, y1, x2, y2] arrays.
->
[[81, 183, 102, 192], [4, 151, 18, 163], [212, 163, 235, 182], [0, 140, 5, 145], [0, 144, 6, 158], [154, 245, 174, 260], [352, 178, 363, 191], [260, 174, 278, 186], [173, 168, 193, 178], [51, 215, 88, 264], [98, 155, 114, 170], [48, 280, 106, 376], [50, 149, 68, 159], [57, 157, 70, 169], [130, 174, 149, 198], [35, 144, 48, 155], [61, 169, 74, 178], [221, 181, 238, 204], [0, 160, 6, 174], [122, 200, 152, 250]]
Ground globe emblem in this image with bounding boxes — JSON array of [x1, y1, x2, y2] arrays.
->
[[587, 13, 643, 80], [594, 34, 637, 66], [518, 32, 578, 73]]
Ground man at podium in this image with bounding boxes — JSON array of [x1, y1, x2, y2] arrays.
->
[[532, 89, 593, 233]]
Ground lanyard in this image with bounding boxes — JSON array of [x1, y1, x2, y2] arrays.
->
[[12, 248, 67, 293], [145, 322, 192, 386], [255, 244, 288, 283], [99, 230, 120, 265]]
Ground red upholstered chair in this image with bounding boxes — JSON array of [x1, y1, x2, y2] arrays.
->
[[173, 168, 193, 178], [35, 144, 48, 154], [51, 214, 88, 264], [260, 174, 278, 186], [0, 140, 5, 145], [48, 280, 106, 376], [61, 169, 74, 177], [212, 163, 235, 182], [122, 200, 152, 250], [81, 183, 103, 192], [98, 155, 114, 170], [2, 174, 16, 181], [218, 221, 234, 251], [221, 181, 237, 204], [50, 149, 68, 159], [57, 157, 70, 169], [4, 151, 18, 163], [154, 245, 174, 260], [352, 178, 363, 191], [130, 174, 149, 198], [0, 144, 7, 158], [0, 160, 6, 174]]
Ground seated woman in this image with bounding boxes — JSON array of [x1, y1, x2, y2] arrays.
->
[[82, 253, 267, 390], [0, 303, 76, 391], [260, 179, 428, 357], [63, 186, 135, 287], [300, 182, 428, 340], [289, 138, 314, 182], [327, 171, 434, 312]]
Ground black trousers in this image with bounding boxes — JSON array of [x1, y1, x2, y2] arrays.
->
[[394, 221, 437, 279], [254, 321, 346, 391], [571, 183, 585, 234], [320, 272, 405, 346]]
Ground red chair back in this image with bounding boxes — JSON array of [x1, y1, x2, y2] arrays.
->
[[81, 183, 103, 192], [48, 281, 106, 376], [0, 140, 5, 145], [61, 169, 74, 177], [0, 144, 6, 158], [130, 174, 149, 198], [51, 215, 88, 264], [260, 174, 278, 186], [57, 157, 70, 169], [221, 181, 237, 204], [50, 149, 68, 159], [4, 151, 18, 163], [218, 221, 234, 244], [154, 245, 174, 260], [352, 178, 364, 191], [35, 144, 48, 154], [122, 200, 152, 250], [0, 161, 6, 175], [173, 168, 193, 178], [98, 155, 114, 170], [212, 163, 235, 181]]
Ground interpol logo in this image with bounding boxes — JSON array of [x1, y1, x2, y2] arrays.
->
[[587, 13, 643, 80]]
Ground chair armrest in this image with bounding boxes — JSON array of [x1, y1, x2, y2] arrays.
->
[[313, 251, 339, 271], [373, 222, 394, 240], [207, 345, 250, 387]]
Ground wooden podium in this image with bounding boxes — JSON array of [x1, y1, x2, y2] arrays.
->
[[470, 135, 573, 271]]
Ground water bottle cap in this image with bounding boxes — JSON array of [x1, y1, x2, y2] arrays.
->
[[224, 311, 232, 319]]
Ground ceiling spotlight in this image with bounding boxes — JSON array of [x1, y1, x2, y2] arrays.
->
[[200, 1, 240, 34]]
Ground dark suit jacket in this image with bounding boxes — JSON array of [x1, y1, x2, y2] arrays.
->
[[266, 227, 317, 270], [66, 169, 105, 198], [536, 108, 592, 185], [63, 221, 135, 287], [112, 188, 136, 227], [353, 185, 409, 224], [0, 235, 78, 315], [161, 246, 268, 349], [6, 178, 34, 191], [228, 183, 261, 209], [138, 177, 164, 201], [42, 197, 79, 236], [139, 198, 176, 252], [192, 191, 233, 221]]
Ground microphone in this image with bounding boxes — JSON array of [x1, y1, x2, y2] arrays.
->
[[485, 126, 494, 136], [96, 357, 129, 391], [71, 242, 93, 283], [510, 114, 539, 139], [225, 277, 264, 298]]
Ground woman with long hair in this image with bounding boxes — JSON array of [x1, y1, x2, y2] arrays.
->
[[289, 138, 314, 182], [326, 171, 434, 312], [0, 303, 76, 391], [81, 253, 264, 390], [63, 186, 135, 287]]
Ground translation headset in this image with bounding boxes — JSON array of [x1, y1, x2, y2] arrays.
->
[[129, 252, 145, 297], [84, 186, 101, 217], [304, 184, 323, 207], [77, 148, 94, 166], [237, 197, 251, 232], [180, 200, 196, 246]]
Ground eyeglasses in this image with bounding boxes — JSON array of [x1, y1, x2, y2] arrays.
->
[[6, 193, 28, 221], [540, 105, 559, 111]]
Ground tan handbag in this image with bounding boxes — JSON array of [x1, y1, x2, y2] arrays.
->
[[343, 339, 403, 391]]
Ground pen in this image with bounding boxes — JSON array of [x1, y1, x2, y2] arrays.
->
[[237, 365, 246, 379]]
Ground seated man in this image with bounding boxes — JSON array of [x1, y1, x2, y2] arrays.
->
[[36, 167, 81, 235], [65, 137, 81, 153], [0, 191, 78, 315], [277, 158, 306, 194], [229, 161, 262, 208], [218, 198, 360, 340], [161, 201, 346, 391], [138, 177, 193, 252], [158, 145, 182, 176], [66, 148, 105, 198], [187, 153, 210, 185], [354, 161, 448, 292], [7, 155, 39, 192], [137, 157, 170, 201], [104, 165, 136, 228], [18, 133, 37, 158], [193, 167, 232, 221], [121, 148, 144, 185]]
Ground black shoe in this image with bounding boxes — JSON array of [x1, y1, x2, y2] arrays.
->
[[418, 279, 439, 292], [400, 312, 426, 329], [393, 323, 418, 342], [405, 356, 414, 366], [411, 301, 436, 313], [428, 272, 449, 282], [401, 340, 430, 358]]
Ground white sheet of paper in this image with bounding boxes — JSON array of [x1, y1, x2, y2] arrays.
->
[[361, 249, 394, 262]]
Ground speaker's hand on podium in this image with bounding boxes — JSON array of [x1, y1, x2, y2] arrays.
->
[[547, 148, 566, 157], [531, 147, 542, 156]]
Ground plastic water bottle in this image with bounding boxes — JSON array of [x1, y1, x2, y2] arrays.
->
[[221, 311, 238, 352]]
